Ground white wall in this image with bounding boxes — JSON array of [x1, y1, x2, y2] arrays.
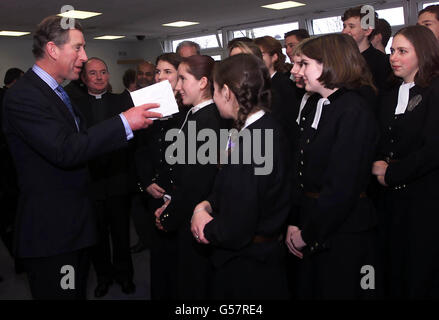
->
[[0, 37, 163, 93]]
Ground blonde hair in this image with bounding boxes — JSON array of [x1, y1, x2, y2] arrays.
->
[[228, 41, 262, 59], [291, 37, 314, 57]]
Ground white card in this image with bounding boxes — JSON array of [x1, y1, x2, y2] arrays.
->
[[129, 80, 179, 119]]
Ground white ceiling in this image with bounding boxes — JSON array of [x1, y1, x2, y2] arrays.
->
[[0, 0, 378, 41]]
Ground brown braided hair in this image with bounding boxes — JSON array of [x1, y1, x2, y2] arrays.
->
[[213, 54, 271, 131]]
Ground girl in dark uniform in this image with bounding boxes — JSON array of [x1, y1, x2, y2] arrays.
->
[[372, 25, 439, 298], [191, 54, 291, 299], [287, 34, 379, 299], [255, 36, 298, 143], [154, 55, 224, 299], [135, 53, 185, 299]]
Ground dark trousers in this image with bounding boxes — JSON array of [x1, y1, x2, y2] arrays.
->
[[21, 248, 91, 300], [91, 195, 133, 283], [210, 243, 289, 300], [131, 193, 151, 247]]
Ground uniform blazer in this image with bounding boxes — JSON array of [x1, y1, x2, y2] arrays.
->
[[378, 77, 439, 188], [135, 110, 186, 195], [362, 45, 392, 93], [2, 69, 128, 258], [204, 113, 291, 267], [271, 72, 299, 143], [159, 103, 224, 232], [290, 88, 379, 251], [377, 77, 439, 297]]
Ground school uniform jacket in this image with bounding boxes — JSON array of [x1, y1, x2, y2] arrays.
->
[[289, 88, 379, 252], [204, 113, 291, 267], [377, 77, 439, 297]]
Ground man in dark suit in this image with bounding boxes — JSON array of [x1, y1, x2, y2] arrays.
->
[[1, 68, 24, 283], [74, 57, 135, 297], [1, 15, 160, 299], [1, 68, 24, 254]]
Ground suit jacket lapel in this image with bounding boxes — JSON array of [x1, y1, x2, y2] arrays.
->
[[27, 70, 79, 130]]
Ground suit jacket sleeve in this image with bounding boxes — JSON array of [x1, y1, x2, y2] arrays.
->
[[4, 86, 128, 169]]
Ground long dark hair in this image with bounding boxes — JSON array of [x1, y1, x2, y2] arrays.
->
[[155, 52, 183, 70], [254, 36, 288, 73], [393, 25, 439, 87], [213, 54, 271, 130]]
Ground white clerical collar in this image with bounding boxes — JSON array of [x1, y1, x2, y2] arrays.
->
[[241, 110, 266, 131], [296, 92, 312, 124], [192, 99, 214, 114], [311, 98, 330, 129], [225, 110, 266, 151], [270, 71, 277, 79], [178, 99, 214, 133], [89, 91, 107, 99], [395, 82, 415, 115]]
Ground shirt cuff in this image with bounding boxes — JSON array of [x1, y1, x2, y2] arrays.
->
[[119, 113, 134, 140]]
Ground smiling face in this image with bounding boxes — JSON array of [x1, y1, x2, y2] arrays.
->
[[297, 54, 324, 94], [290, 54, 305, 88], [390, 34, 419, 83], [175, 63, 207, 106], [82, 59, 109, 94], [52, 29, 87, 83], [155, 60, 179, 93]]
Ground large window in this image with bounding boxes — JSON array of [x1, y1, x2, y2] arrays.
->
[[423, 2, 439, 8], [312, 16, 343, 35], [376, 7, 405, 26], [385, 36, 393, 55], [233, 21, 299, 40], [172, 33, 222, 52]]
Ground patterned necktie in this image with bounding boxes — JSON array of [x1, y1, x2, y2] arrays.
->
[[56, 85, 80, 130]]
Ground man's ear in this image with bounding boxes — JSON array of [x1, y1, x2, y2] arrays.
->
[[46, 41, 59, 60]]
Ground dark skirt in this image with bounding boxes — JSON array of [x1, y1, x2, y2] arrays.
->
[[380, 185, 439, 299], [294, 230, 380, 299], [210, 242, 289, 300]]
